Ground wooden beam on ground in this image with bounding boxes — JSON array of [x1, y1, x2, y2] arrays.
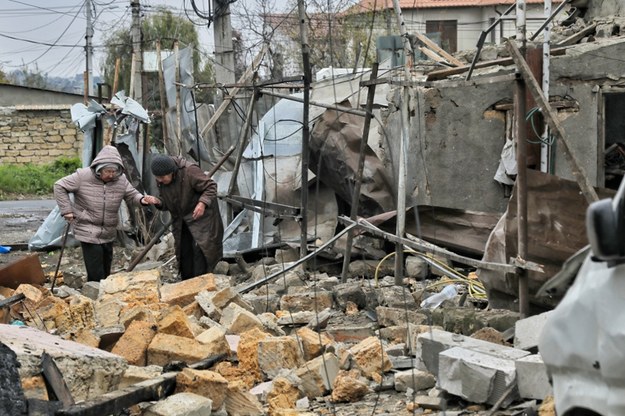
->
[[506, 40, 599, 203], [56, 354, 226, 416], [556, 23, 597, 47], [338, 216, 544, 274], [41, 353, 74, 408], [414, 32, 463, 66]]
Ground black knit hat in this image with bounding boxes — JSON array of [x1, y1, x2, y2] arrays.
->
[[151, 154, 177, 176]]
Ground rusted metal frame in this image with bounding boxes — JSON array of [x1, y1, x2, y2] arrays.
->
[[341, 63, 380, 283], [55, 354, 226, 416], [238, 222, 359, 294], [222, 195, 300, 219], [507, 40, 599, 203], [227, 91, 258, 198], [338, 216, 543, 274], [466, 3, 516, 81]]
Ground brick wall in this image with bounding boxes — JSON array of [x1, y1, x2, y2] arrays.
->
[[0, 107, 82, 165]]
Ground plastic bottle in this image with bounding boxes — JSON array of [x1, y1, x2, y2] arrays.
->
[[420, 284, 458, 310]]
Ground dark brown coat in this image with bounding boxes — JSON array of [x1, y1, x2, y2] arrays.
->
[[155, 157, 224, 271]]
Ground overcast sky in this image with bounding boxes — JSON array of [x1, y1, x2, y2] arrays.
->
[[0, 0, 220, 79]]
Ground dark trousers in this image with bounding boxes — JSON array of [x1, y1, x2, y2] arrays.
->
[[179, 222, 208, 280], [81, 241, 113, 282]]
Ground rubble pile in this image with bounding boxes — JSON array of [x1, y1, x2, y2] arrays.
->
[[0, 246, 555, 415]]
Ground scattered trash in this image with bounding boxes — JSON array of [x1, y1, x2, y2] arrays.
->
[[0, 245, 11, 253], [420, 284, 458, 310]]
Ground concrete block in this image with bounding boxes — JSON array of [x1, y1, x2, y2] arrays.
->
[[157, 306, 195, 339], [112, 320, 157, 366], [196, 326, 231, 358], [438, 346, 518, 405], [330, 370, 370, 403], [515, 354, 552, 400], [280, 290, 334, 313], [0, 324, 127, 402], [81, 281, 100, 300], [257, 336, 303, 379], [219, 302, 264, 335], [417, 328, 529, 374], [277, 311, 315, 326], [160, 274, 216, 307], [118, 365, 163, 389], [175, 368, 228, 409], [325, 322, 376, 343], [144, 392, 212, 416], [394, 368, 436, 392], [349, 336, 392, 381], [375, 306, 428, 327], [296, 353, 340, 398], [295, 327, 334, 361], [147, 333, 212, 366], [514, 311, 553, 351]]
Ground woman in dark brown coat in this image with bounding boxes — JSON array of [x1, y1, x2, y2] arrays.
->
[[147, 154, 224, 279], [54, 145, 152, 282]]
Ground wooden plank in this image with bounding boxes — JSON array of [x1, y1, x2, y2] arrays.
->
[[0, 293, 25, 308], [556, 23, 597, 47], [506, 40, 599, 203], [414, 32, 463, 66], [41, 352, 74, 408], [419, 46, 448, 65], [56, 354, 226, 416], [200, 44, 267, 138], [426, 48, 567, 81]]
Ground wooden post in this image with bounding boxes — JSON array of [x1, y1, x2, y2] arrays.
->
[[341, 64, 379, 283], [173, 41, 182, 156], [156, 41, 169, 149]]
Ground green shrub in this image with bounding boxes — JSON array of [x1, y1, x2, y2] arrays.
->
[[0, 157, 81, 199]]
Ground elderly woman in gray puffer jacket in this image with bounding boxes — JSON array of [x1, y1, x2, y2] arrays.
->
[[54, 145, 155, 282]]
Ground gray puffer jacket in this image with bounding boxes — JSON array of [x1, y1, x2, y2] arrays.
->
[[54, 145, 144, 244]]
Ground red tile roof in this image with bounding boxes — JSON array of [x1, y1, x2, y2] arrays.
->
[[358, 0, 562, 10]]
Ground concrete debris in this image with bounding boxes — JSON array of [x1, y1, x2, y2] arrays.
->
[[0, 259, 561, 416]]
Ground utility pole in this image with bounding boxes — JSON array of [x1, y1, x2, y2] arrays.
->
[[130, 0, 142, 104], [85, 0, 94, 97], [213, 1, 236, 87]]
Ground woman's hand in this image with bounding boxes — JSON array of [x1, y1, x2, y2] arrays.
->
[[192, 202, 205, 220]]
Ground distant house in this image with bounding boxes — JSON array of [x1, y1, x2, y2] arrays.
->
[[354, 0, 565, 53], [0, 84, 89, 165], [263, 0, 564, 77]]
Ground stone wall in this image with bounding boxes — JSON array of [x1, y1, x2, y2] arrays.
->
[[0, 107, 82, 165]]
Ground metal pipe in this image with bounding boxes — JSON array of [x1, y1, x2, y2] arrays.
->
[[529, 0, 571, 41], [540, 0, 552, 174]]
